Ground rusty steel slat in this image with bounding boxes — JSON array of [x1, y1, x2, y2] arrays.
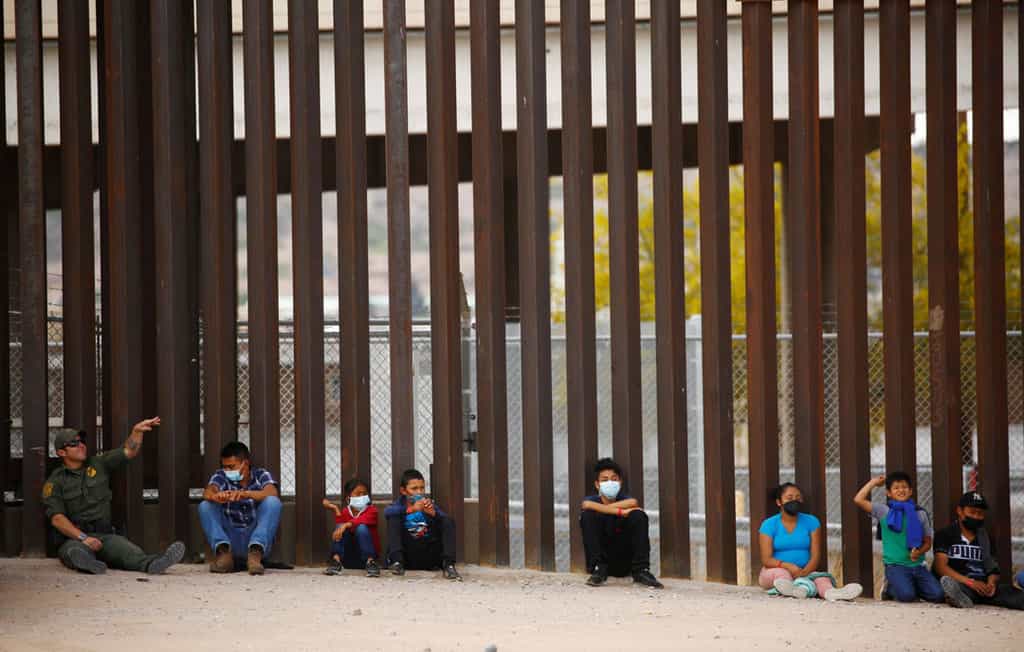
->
[[833, 0, 873, 593], [516, 0, 555, 572], [243, 0, 280, 481], [651, 0, 690, 579], [560, 0, 598, 574], [58, 0, 97, 451], [425, 0, 465, 561], [0, 0, 8, 537], [739, 0, 777, 583], [470, 0, 509, 567], [605, 0, 643, 502], [16, 0, 47, 556], [696, 0, 736, 583], [198, 0, 237, 473], [288, 0, 327, 566], [335, 0, 372, 489], [925, 0, 961, 530], [879, 0, 916, 478], [383, 0, 414, 493], [96, 0, 112, 453], [103, 0, 146, 539], [150, 0, 191, 549], [971, 0, 1010, 577], [787, 0, 826, 568]]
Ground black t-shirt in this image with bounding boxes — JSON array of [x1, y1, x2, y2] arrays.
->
[[933, 523, 998, 580]]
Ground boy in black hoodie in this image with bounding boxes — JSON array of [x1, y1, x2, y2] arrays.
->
[[933, 491, 1024, 610]]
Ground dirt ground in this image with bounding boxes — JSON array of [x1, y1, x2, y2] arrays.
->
[[0, 559, 1019, 652]]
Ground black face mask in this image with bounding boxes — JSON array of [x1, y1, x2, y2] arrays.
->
[[782, 500, 802, 516], [961, 517, 984, 532]]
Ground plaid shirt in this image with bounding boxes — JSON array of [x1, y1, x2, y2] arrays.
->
[[207, 467, 277, 529]]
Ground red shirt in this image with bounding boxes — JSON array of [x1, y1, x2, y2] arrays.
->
[[335, 504, 380, 554]]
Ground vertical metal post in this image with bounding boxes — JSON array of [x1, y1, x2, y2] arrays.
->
[[740, 0, 777, 582], [198, 0, 238, 472], [516, 0, 555, 571], [971, 0, 1011, 576], [0, 0, 8, 546], [560, 0, 599, 574], [834, 0, 873, 593], [471, 0, 510, 567], [605, 0, 644, 498], [335, 0, 372, 488], [16, 0, 47, 556], [926, 0, 961, 529], [696, 0, 736, 583], [58, 0, 97, 451], [243, 0, 280, 481], [288, 0, 327, 566]]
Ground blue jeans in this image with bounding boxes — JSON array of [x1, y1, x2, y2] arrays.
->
[[330, 524, 377, 568], [199, 496, 282, 560], [885, 563, 944, 602]]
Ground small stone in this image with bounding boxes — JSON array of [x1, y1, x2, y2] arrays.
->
[[351, 608, 362, 616], [136, 577, 150, 582], [484, 646, 498, 652]]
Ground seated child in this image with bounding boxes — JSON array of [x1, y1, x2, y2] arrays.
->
[[579, 458, 662, 588], [758, 482, 862, 601], [383, 469, 461, 581], [322, 478, 380, 577], [933, 491, 1024, 610], [853, 471, 943, 602]]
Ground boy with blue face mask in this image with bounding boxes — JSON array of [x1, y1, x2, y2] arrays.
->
[[579, 458, 663, 588], [322, 478, 380, 577], [383, 469, 461, 581]]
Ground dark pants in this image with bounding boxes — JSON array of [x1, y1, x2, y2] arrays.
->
[[580, 509, 651, 576], [386, 513, 456, 570], [960, 582, 1024, 610], [885, 563, 944, 602], [58, 534, 159, 573], [330, 524, 378, 568]]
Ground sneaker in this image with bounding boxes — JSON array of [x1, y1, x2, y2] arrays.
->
[[210, 543, 233, 573], [67, 546, 108, 575], [442, 561, 462, 581], [365, 559, 381, 578], [824, 583, 863, 602], [246, 545, 265, 575], [586, 564, 608, 587], [389, 560, 406, 576], [324, 558, 343, 576], [773, 578, 809, 599], [632, 569, 664, 589], [941, 576, 974, 609], [147, 541, 186, 575]]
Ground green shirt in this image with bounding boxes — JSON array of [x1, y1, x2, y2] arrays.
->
[[42, 448, 129, 527], [872, 502, 932, 567]]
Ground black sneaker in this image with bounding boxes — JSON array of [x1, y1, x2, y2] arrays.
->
[[67, 547, 108, 575], [147, 541, 186, 575], [366, 559, 381, 578], [389, 560, 405, 576], [442, 561, 462, 581], [632, 569, 664, 589], [941, 576, 974, 609], [586, 564, 608, 587], [324, 558, 343, 576]]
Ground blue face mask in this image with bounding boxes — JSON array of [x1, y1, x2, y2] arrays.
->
[[349, 495, 371, 510], [408, 494, 424, 504], [225, 469, 242, 483], [599, 480, 621, 500]]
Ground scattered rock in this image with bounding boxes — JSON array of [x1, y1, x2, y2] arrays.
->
[[484, 646, 498, 652], [352, 608, 362, 616], [137, 578, 150, 582]]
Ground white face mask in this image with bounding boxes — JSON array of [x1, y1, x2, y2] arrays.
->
[[599, 480, 621, 500], [349, 495, 371, 511]]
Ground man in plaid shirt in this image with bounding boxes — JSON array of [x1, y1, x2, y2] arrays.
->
[[199, 441, 282, 575]]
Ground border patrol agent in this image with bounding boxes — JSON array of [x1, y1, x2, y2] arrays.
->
[[42, 419, 185, 574]]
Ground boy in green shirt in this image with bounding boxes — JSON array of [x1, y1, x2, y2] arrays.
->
[[854, 471, 943, 602]]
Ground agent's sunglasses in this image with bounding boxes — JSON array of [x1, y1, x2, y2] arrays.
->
[[61, 439, 85, 450]]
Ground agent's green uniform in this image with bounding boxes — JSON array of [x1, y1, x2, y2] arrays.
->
[[42, 432, 160, 572]]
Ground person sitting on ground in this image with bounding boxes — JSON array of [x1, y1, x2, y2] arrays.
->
[[383, 469, 461, 581], [933, 491, 1024, 610], [322, 477, 380, 577], [579, 457, 663, 589], [853, 471, 943, 602], [42, 420, 185, 575], [199, 441, 282, 575], [758, 482, 862, 601]]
